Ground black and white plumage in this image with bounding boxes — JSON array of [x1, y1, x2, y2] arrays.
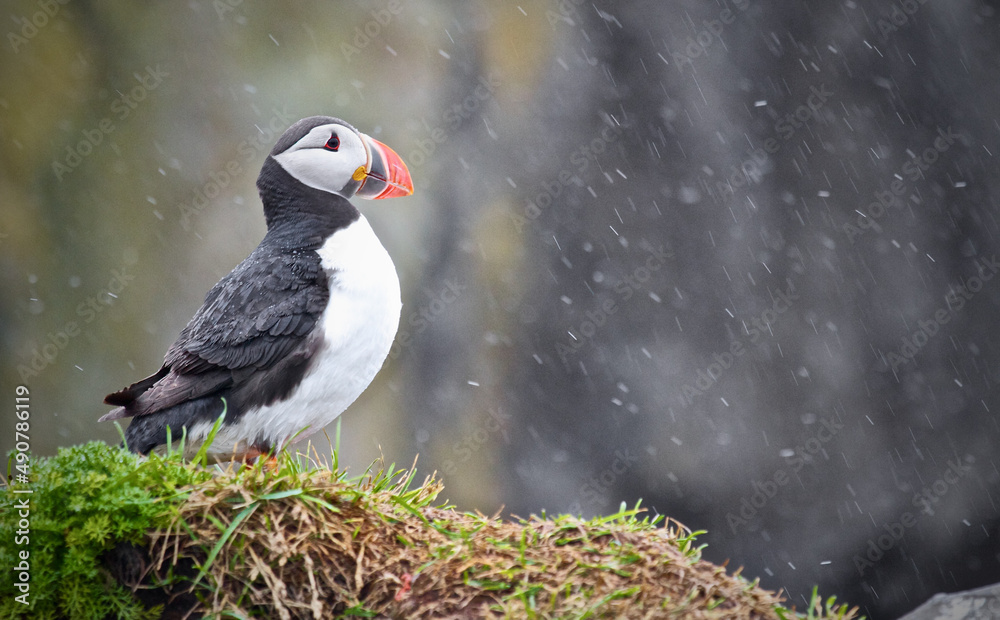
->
[[101, 116, 413, 461]]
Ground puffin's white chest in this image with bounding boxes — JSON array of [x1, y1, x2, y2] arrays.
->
[[207, 215, 401, 455]]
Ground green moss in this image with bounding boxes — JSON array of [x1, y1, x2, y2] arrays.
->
[[0, 436, 218, 619], [1, 439, 862, 619]]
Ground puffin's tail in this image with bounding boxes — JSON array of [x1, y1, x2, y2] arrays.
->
[[103, 365, 171, 409], [122, 396, 228, 455]]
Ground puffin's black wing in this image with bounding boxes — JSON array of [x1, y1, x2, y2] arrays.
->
[[101, 246, 329, 422]]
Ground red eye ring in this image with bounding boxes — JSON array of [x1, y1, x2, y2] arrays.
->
[[325, 135, 340, 151]]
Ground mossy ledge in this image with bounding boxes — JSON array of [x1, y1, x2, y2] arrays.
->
[[1, 441, 862, 619]]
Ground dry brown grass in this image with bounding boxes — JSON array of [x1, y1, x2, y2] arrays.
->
[[116, 454, 859, 620]]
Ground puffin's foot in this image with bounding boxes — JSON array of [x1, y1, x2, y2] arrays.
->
[[238, 445, 279, 472]]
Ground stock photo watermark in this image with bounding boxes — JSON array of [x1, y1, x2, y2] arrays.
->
[[566, 448, 640, 515], [440, 407, 511, 478], [554, 245, 672, 362], [726, 415, 844, 534], [213, 0, 245, 19], [874, 0, 932, 43], [545, 0, 607, 27], [881, 255, 998, 373], [709, 84, 833, 202], [679, 278, 798, 406], [340, 0, 407, 59], [843, 126, 961, 243], [853, 458, 973, 576], [51, 65, 169, 181], [176, 107, 294, 230], [16, 266, 134, 382], [669, 0, 753, 70], [509, 118, 624, 232], [406, 72, 500, 169], [388, 278, 466, 360], [6, 0, 68, 53], [10, 385, 33, 606]]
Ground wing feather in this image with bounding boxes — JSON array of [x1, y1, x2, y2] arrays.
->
[[103, 246, 329, 420]]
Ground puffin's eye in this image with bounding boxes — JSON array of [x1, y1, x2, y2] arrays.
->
[[324, 135, 340, 151]]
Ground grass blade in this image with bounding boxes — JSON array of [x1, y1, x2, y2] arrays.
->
[[191, 501, 258, 588]]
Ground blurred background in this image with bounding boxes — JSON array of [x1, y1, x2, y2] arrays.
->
[[2, 1, 999, 618]]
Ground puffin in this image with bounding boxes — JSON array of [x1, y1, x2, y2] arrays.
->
[[100, 116, 413, 462]]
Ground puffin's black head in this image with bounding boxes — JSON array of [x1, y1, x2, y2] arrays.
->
[[265, 116, 413, 200]]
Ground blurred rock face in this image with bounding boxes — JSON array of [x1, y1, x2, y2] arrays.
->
[[3, 2, 999, 619]]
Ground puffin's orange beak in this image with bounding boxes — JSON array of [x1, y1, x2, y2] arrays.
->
[[356, 134, 413, 199]]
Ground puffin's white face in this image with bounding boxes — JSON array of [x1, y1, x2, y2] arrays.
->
[[272, 122, 370, 197], [271, 118, 413, 200]]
